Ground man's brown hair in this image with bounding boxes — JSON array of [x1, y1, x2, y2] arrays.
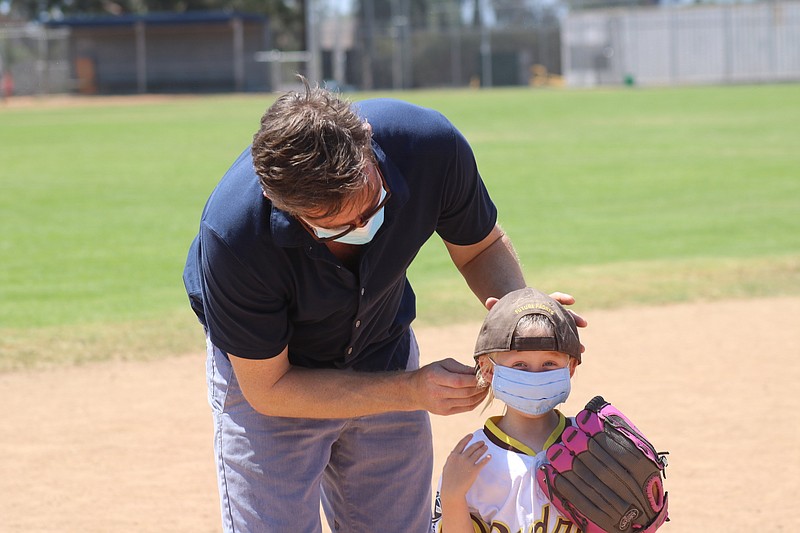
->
[[252, 77, 373, 218]]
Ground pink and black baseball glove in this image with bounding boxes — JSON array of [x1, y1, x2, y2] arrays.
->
[[537, 396, 670, 533]]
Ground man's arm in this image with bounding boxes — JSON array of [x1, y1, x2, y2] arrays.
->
[[444, 224, 527, 304], [228, 346, 486, 419], [222, 225, 512, 421], [447, 223, 589, 332]]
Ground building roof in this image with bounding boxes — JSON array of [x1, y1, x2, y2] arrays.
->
[[45, 10, 267, 28]]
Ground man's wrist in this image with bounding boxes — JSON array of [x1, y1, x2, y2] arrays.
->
[[382, 368, 423, 412]]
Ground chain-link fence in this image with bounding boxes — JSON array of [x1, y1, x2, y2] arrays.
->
[[353, 23, 562, 89], [3, 1, 800, 96], [563, 1, 800, 86], [0, 25, 72, 97], [314, 0, 564, 90]]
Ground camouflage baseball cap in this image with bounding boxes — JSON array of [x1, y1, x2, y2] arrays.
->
[[474, 287, 581, 362]]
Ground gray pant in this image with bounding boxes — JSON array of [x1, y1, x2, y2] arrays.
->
[[206, 335, 434, 532]]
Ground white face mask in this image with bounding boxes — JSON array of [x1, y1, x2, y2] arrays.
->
[[309, 186, 387, 246], [490, 360, 571, 416]]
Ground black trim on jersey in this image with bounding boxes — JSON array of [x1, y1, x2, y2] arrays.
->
[[482, 426, 527, 454], [481, 414, 576, 455]]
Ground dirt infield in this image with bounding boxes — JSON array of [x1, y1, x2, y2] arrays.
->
[[1, 94, 206, 109], [2, 297, 798, 532]]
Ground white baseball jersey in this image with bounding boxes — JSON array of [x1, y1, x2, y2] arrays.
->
[[432, 411, 582, 533]]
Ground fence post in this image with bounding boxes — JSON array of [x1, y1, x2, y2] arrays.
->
[[723, 5, 733, 83], [669, 8, 678, 84], [360, 0, 375, 90], [481, 23, 492, 87], [769, 0, 779, 78], [232, 17, 244, 91], [135, 20, 147, 93], [450, 25, 462, 87], [305, 0, 322, 84]]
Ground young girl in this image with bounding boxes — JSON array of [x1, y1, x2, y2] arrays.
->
[[431, 287, 583, 533]]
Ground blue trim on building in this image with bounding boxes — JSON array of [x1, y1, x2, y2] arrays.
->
[[45, 11, 267, 28]]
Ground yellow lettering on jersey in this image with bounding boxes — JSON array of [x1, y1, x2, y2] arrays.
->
[[489, 520, 512, 533], [442, 498, 582, 533], [553, 517, 580, 533], [532, 503, 550, 533], [470, 514, 491, 533]]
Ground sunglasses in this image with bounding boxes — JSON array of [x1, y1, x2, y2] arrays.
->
[[299, 165, 392, 243]]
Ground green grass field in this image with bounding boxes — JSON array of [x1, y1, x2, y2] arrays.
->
[[1, 84, 799, 370]]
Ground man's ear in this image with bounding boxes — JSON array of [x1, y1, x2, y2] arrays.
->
[[484, 297, 500, 311]]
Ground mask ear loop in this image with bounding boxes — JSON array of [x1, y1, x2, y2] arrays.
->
[[475, 356, 495, 390], [474, 356, 498, 414], [483, 357, 511, 417], [486, 356, 500, 381]]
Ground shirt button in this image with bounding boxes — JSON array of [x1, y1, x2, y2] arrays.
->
[[346, 347, 353, 355], [355, 320, 361, 328], [360, 287, 365, 296]]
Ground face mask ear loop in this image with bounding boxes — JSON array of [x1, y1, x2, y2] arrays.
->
[[486, 357, 498, 387], [486, 357, 512, 417]]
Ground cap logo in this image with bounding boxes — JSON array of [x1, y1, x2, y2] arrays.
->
[[514, 303, 554, 315]]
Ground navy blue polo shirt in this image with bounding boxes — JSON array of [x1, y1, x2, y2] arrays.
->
[[183, 99, 497, 371]]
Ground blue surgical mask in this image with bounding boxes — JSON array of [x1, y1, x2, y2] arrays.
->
[[310, 186, 386, 245], [490, 360, 571, 416]]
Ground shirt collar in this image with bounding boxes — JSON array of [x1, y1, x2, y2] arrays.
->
[[482, 411, 567, 456]]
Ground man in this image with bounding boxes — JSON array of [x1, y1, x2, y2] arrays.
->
[[183, 80, 580, 532]]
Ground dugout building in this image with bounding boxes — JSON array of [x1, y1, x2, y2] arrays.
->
[[46, 11, 270, 94]]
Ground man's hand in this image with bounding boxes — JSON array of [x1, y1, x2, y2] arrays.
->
[[230, 348, 486, 419], [409, 358, 488, 416], [548, 291, 588, 328], [548, 292, 588, 354]]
